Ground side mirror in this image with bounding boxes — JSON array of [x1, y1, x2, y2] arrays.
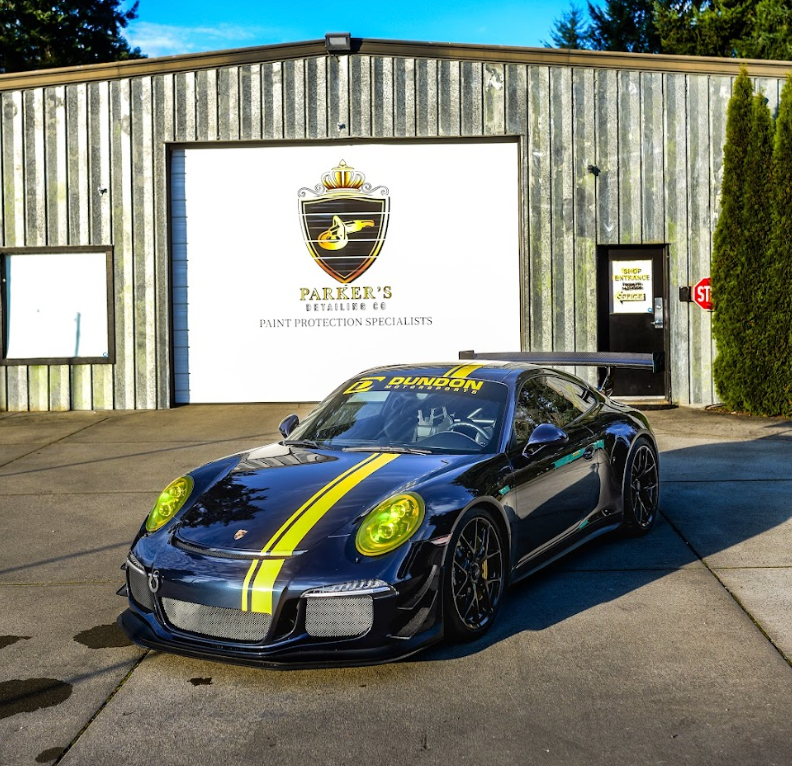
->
[[278, 414, 300, 439], [523, 423, 569, 457]]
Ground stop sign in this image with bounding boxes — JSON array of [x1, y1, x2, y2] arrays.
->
[[692, 277, 712, 311]]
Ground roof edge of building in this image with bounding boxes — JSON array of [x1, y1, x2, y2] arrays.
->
[[1, 36, 791, 92]]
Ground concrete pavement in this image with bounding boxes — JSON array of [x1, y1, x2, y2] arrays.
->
[[0, 404, 790, 766]]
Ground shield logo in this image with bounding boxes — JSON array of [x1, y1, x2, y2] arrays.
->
[[298, 160, 390, 284], [234, 529, 248, 541]]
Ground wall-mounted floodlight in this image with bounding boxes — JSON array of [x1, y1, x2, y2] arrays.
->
[[325, 32, 352, 53]]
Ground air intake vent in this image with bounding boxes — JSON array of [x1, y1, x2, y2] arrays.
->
[[161, 598, 272, 643], [127, 560, 154, 611], [305, 595, 373, 638]]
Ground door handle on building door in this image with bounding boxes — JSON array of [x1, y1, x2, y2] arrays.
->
[[652, 297, 664, 329]]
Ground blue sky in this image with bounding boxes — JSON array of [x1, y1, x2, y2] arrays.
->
[[123, 1, 570, 59]]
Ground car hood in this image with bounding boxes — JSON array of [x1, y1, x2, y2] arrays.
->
[[175, 443, 482, 554]]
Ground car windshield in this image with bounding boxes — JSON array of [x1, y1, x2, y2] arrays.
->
[[287, 375, 509, 454]]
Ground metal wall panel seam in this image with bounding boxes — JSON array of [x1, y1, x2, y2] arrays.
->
[[483, 62, 505, 136], [2, 91, 28, 409], [88, 80, 114, 408], [45, 85, 71, 410], [527, 65, 552, 351], [664, 72, 691, 405], [571, 67, 598, 386], [504, 63, 530, 350], [154, 74, 174, 408], [461, 61, 483, 137], [327, 54, 350, 140], [594, 70, 618, 246], [306, 57, 328, 140], [550, 66, 575, 359], [175, 71, 196, 143], [394, 57, 416, 137], [110, 78, 135, 409], [373, 56, 395, 138], [687, 74, 713, 404], [66, 82, 93, 409], [416, 59, 438, 137], [617, 70, 642, 243], [641, 72, 665, 243], [24, 88, 49, 411], [131, 76, 157, 409]]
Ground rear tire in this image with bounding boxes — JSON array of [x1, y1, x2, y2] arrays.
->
[[443, 507, 505, 642], [620, 437, 660, 537]]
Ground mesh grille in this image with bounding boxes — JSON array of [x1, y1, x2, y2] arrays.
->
[[161, 598, 272, 642], [127, 564, 154, 611], [305, 595, 373, 638]]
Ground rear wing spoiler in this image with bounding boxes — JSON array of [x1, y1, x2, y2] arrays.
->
[[458, 350, 664, 396]]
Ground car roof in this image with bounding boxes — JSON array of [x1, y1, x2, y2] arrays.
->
[[355, 361, 544, 384]]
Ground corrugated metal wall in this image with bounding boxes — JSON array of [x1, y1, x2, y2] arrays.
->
[[0, 54, 784, 410]]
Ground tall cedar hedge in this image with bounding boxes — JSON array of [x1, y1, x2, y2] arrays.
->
[[739, 93, 774, 413], [712, 69, 753, 411], [763, 75, 792, 416], [712, 70, 792, 416]]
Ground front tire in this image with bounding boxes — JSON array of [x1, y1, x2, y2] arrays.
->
[[620, 437, 660, 537], [443, 507, 505, 642]]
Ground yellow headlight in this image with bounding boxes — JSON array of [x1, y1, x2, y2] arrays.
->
[[355, 492, 425, 556], [146, 476, 194, 533]]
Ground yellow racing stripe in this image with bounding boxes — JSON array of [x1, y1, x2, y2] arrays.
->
[[446, 363, 484, 379], [242, 453, 399, 612]]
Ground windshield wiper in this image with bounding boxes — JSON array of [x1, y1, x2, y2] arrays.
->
[[283, 439, 324, 449], [342, 446, 431, 455]]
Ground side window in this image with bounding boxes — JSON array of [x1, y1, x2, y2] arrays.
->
[[511, 375, 590, 446]]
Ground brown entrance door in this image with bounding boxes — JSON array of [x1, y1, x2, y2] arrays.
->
[[597, 245, 670, 399]]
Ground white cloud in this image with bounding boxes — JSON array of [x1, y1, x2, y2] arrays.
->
[[126, 21, 282, 58]]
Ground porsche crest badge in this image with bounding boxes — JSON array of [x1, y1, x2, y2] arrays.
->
[[298, 160, 390, 284], [234, 529, 248, 541]]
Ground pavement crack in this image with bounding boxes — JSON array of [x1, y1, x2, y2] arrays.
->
[[52, 651, 149, 766], [660, 510, 792, 670]]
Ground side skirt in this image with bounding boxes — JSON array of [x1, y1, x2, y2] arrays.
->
[[508, 522, 622, 587]]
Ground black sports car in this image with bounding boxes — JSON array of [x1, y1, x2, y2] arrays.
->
[[119, 356, 660, 667]]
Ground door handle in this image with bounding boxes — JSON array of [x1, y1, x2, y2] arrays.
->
[[652, 297, 664, 329], [583, 446, 595, 460]]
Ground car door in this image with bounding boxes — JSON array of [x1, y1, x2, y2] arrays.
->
[[506, 373, 603, 566]]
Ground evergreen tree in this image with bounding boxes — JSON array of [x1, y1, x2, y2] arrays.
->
[[544, 4, 591, 49], [656, 0, 792, 60], [712, 69, 753, 410], [0, 0, 144, 74], [655, 0, 753, 57], [739, 0, 792, 61], [761, 75, 792, 415], [586, 0, 662, 52], [739, 93, 774, 413]]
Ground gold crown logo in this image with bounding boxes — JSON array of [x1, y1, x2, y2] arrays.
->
[[321, 160, 366, 191]]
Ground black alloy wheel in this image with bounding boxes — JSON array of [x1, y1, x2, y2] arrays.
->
[[445, 508, 505, 641], [621, 438, 660, 536]]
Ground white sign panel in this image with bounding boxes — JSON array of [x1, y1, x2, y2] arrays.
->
[[175, 142, 521, 403], [4, 251, 110, 361], [611, 259, 653, 315]]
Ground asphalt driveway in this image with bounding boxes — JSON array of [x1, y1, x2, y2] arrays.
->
[[1, 404, 790, 766]]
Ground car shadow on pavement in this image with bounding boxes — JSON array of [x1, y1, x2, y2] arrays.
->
[[419, 434, 792, 663]]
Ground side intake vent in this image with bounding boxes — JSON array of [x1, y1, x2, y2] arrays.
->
[[127, 561, 154, 612]]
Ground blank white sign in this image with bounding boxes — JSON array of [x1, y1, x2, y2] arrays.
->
[[4, 251, 110, 361]]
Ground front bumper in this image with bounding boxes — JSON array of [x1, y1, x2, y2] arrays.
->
[[119, 537, 445, 668]]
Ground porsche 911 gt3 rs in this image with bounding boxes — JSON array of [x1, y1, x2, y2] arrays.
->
[[119, 355, 660, 667]]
